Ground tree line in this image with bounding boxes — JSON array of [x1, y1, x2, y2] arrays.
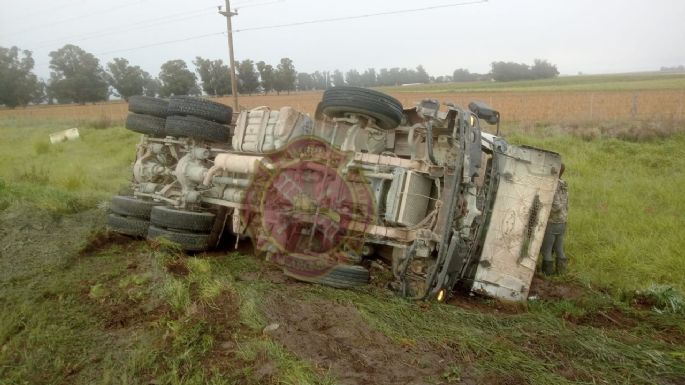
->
[[0, 43, 560, 108]]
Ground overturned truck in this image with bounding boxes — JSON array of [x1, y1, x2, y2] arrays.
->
[[108, 87, 561, 302]]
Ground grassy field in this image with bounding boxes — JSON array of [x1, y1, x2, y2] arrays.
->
[[381, 72, 685, 93], [0, 115, 685, 384], [1, 112, 684, 384]]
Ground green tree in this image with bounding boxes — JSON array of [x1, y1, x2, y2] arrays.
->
[[0, 46, 39, 108], [531, 59, 559, 79], [236, 59, 259, 94], [311, 71, 328, 90], [31, 79, 47, 104], [415, 65, 430, 83], [452, 68, 478, 82], [159, 59, 200, 97], [48, 44, 109, 104], [361, 68, 376, 87], [491, 61, 532, 82], [332, 70, 345, 87], [142, 73, 161, 97], [273, 58, 296, 95], [256, 61, 275, 94], [106, 57, 151, 101], [345, 69, 362, 87], [296, 72, 315, 91], [193, 57, 231, 96]]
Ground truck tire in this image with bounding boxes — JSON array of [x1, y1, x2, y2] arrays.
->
[[128, 96, 169, 118], [147, 225, 210, 252], [165, 115, 231, 143], [126, 113, 167, 137], [319, 87, 403, 129], [110, 195, 160, 219], [150, 206, 216, 232], [168, 96, 233, 124], [107, 213, 149, 237], [284, 264, 369, 288]]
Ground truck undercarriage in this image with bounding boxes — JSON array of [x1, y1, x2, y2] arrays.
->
[[108, 87, 561, 302]]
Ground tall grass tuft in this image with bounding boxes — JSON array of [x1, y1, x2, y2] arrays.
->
[[33, 140, 50, 155], [640, 285, 684, 314], [16, 165, 50, 185], [79, 113, 119, 129]]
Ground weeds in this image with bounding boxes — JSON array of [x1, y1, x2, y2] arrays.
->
[[16, 165, 50, 184], [33, 140, 50, 155], [79, 113, 117, 129], [638, 285, 685, 314]]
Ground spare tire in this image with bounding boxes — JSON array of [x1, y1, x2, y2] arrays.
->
[[110, 195, 160, 219], [147, 225, 210, 252], [165, 115, 231, 143], [319, 87, 403, 129], [126, 113, 167, 137], [128, 96, 169, 118], [168, 96, 233, 124], [107, 214, 149, 238], [150, 206, 216, 232]]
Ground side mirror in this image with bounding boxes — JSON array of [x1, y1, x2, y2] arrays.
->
[[468, 101, 500, 125]]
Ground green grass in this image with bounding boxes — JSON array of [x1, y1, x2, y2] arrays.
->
[[1, 117, 684, 384], [303, 284, 684, 385], [0, 117, 137, 214], [381, 72, 685, 93], [506, 133, 685, 292]]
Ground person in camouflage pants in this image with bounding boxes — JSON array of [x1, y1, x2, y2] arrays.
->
[[541, 163, 568, 275]]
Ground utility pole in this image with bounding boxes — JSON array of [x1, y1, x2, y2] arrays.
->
[[219, 1, 239, 110]]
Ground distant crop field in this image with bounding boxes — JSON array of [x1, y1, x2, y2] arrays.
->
[[382, 72, 685, 93], [1, 90, 684, 128]]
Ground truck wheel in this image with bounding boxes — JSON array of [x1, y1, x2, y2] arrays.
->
[[110, 195, 160, 219], [128, 96, 169, 118], [147, 225, 210, 252], [150, 206, 216, 232], [165, 115, 231, 142], [284, 264, 369, 288], [319, 87, 403, 129], [107, 214, 149, 237], [168, 96, 233, 124], [125, 113, 167, 137]]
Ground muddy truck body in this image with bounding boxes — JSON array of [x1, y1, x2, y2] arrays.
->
[[110, 87, 561, 302]]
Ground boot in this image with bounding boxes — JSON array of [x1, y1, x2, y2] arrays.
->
[[556, 258, 568, 275], [542, 260, 555, 276]]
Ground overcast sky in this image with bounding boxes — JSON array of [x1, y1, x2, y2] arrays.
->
[[1, 0, 684, 80]]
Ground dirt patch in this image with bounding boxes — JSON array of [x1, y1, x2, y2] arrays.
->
[[261, 293, 467, 385], [103, 301, 170, 329], [78, 228, 135, 256], [565, 307, 638, 329], [528, 275, 587, 301], [165, 261, 190, 276]]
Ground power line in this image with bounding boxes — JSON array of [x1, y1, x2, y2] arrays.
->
[[235, 0, 487, 32], [9, 0, 89, 23], [32, 0, 488, 66], [234, 0, 285, 10], [96, 31, 226, 56], [28, 7, 218, 49], [5, 0, 152, 38]]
